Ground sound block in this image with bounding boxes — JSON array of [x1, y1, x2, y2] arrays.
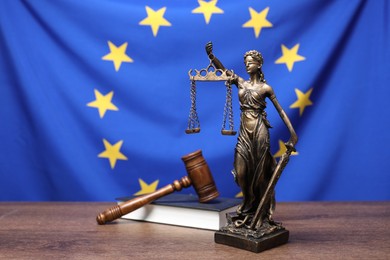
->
[[215, 229, 289, 253]]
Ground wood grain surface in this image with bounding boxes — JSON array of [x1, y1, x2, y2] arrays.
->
[[0, 202, 389, 259]]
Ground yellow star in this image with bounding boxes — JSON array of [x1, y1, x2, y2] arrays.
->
[[134, 179, 159, 196], [235, 191, 243, 198], [98, 139, 128, 169], [192, 0, 224, 24], [102, 41, 133, 72], [139, 6, 171, 37], [242, 7, 273, 38], [275, 44, 306, 72], [290, 88, 313, 116], [273, 140, 299, 158], [87, 89, 118, 118]]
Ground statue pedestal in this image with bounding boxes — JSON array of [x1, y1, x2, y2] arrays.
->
[[215, 229, 289, 253]]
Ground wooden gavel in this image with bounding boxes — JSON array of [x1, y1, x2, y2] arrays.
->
[[96, 150, 219, 225]]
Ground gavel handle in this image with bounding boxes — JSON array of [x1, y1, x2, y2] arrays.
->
[[96, 176, 192, 225]]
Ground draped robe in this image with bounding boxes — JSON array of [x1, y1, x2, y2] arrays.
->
[[233, 81, 276, 219]]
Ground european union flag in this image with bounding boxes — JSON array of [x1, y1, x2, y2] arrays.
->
[[0, 0, 389, 201]]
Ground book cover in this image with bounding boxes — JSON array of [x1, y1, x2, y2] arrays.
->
[[116, 193, 241, 230]]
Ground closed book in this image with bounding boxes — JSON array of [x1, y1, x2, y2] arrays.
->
[[116, 193, 241, 230]]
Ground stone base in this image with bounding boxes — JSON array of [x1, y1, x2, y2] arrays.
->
[[215, 229, 289, 253]]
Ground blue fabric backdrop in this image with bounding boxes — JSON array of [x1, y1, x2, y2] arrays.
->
[[0, 0, 389, 201]]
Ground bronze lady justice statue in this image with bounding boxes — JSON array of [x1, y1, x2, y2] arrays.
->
[[205, 42, 298, 241]]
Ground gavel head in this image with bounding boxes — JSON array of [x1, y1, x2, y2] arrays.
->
[[181, 150, 219, 203]]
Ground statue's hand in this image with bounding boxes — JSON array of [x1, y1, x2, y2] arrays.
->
[[285, 141, 296, 153], [205, 41, 213, 58]]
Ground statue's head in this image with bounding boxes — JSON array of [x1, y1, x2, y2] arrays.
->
[[244, 50, 266, 83], [244, 50, 263, 67]]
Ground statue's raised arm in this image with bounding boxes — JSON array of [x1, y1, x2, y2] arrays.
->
[[206, 42, 244, 88]]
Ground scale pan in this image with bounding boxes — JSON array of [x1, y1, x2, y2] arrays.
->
[[185, 128, 201, 134], [221, 130, 237, 136]]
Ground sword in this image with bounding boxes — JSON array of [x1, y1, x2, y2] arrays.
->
[[249, 145, 295, 230]]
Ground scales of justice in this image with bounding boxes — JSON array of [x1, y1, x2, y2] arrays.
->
[[185, 53, 236, 136], [185, 42, 298, 253]]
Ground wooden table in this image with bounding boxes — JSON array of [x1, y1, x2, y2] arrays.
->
[[0, 202, 389, 259]]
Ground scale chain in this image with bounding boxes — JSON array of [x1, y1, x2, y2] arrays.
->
[[227, 82, 234, 131], [221, 81, 236, 135], [186, 79, 200, 133]]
